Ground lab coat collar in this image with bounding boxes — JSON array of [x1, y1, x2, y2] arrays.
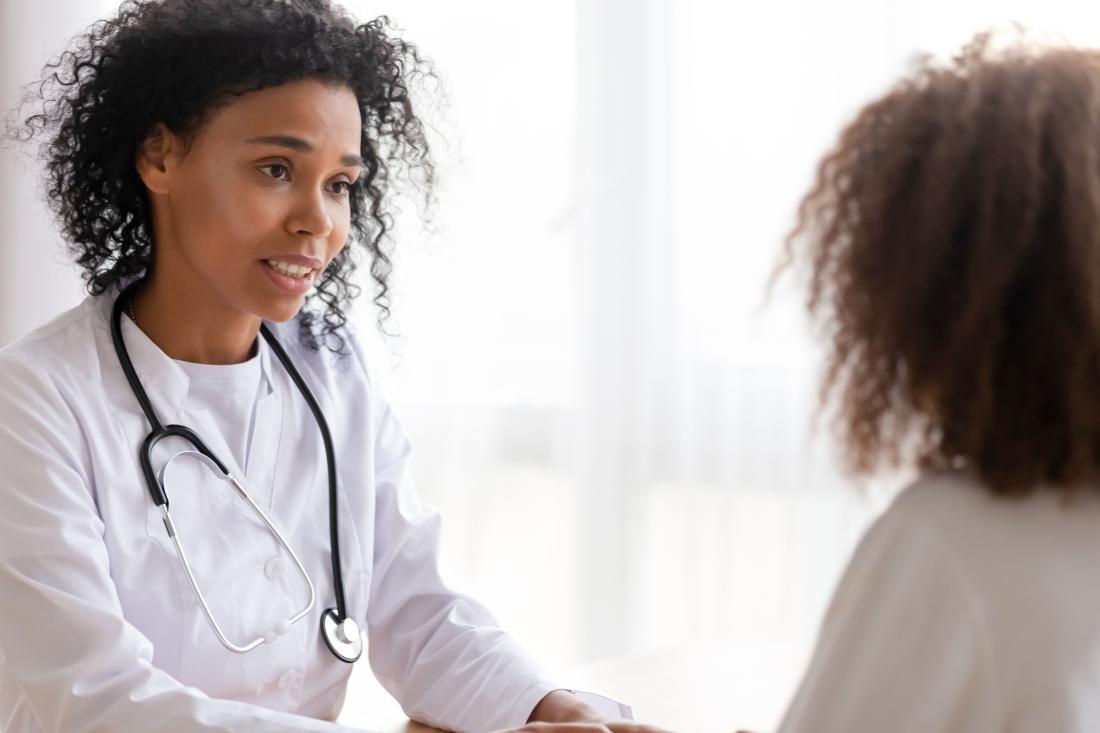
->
[[93, 280, 276, 413]]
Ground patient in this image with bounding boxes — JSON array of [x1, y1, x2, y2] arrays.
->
[[774, 32, 1100, 732]]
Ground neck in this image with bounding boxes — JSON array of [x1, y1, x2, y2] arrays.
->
[[130, 275, 260, 365]]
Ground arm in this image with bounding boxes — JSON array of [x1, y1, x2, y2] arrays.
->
[[776, 507, 1001, 733], [361, 390, 559, 732], [350, 338, 658, 733], [0, 353, 369, 733], [362, 446, 657, 733]]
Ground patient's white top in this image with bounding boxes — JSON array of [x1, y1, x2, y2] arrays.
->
[[778, 470, 1100, 733]]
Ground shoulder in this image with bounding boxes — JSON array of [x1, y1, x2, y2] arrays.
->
[[872, 470, 988, 545], [265, 312, 409, 459], [856, 468, 1100, 656], [779, 472, 1006, 732], [0, 295, 100, 366], [853, 471, 1021, 594], [889, 469, 995, 519], [264, 312, 372, 381], [823, 471, 1005, 631], [884, 469, 1097, 563], [263, 313, 391, 425], [0, 295, 104, 404], [0, 297, 109, 476]]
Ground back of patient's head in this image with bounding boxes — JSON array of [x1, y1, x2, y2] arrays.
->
[[785, 31, 1100, 496]]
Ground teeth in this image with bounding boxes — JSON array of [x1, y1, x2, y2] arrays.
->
[[266, 260, 313, 278]]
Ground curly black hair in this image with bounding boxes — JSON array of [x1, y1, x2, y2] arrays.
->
[[9, 0, 435, 353]]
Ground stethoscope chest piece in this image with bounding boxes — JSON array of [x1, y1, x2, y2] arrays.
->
[[321, 607, 362, 663]]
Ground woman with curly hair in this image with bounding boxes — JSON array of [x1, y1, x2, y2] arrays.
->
[[0, 2, 657, 731], [774, 33, 1100, 732]]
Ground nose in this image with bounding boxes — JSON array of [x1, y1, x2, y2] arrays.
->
[[285, 188, 334, 238]]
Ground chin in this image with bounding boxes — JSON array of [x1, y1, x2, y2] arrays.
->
[[255, 298, 306, 324], [265, 308, 304, 325]]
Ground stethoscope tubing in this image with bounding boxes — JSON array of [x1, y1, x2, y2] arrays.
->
[[109, 279, 358, 662], [257, 317, 349, 626]]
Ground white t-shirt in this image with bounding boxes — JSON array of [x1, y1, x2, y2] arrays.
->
[[778, 470, 1100, 733], [173, 342, 266, 477]]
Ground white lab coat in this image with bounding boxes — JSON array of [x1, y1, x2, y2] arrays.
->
[[0, 282, 563, 733]]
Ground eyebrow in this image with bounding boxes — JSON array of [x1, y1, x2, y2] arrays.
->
[[246, 135, 365, 168]]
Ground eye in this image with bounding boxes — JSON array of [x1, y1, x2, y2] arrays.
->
[[259, 163, 290, 180], [329, 180, 354, 196]]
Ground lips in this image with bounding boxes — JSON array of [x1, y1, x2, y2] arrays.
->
[[262, 253, 324, 269], [263, 259, 316, 278], [261, 259, 317, 295]]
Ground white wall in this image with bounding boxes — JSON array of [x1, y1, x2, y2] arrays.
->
[[0, 0, 92, 346]]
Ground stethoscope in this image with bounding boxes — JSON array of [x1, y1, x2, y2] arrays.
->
[[110, 279, 362, 663]]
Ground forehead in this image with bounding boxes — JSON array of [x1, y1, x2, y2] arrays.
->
[[201, 78, 362, 151]]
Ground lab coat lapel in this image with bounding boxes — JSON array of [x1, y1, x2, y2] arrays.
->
[[114, 314, 191, 417], [243, 335, 283, 509], [92, 281, 189, 421]]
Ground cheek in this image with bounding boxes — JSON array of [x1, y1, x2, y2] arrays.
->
[[327, 209, 352, 255], [174, 165, 280, 260]]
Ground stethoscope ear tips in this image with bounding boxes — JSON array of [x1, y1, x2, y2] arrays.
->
[[321, 607, 363, 663]]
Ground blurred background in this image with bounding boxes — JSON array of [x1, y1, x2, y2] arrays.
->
[[5, 0, 1100, 727]]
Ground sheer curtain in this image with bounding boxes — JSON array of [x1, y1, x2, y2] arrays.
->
[[341, 0, 873, 680], [342, 0, 1100, 686]]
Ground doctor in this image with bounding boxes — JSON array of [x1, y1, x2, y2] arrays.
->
[[0, 1, 666, 732]]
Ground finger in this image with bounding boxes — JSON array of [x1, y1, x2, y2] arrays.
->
[[491, 725, 614, 733], [605, 723, 680, 733]]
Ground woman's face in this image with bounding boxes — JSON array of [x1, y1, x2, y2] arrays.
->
[[140, 78, 364, 323]]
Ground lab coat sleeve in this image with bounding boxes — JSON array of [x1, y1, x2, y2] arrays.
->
[[775, 508, 1002, 733], [0, 352, 372, 733], [353, 350, 559, 732]]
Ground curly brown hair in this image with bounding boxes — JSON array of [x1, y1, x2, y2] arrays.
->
[[783, 32, 1100, 495]]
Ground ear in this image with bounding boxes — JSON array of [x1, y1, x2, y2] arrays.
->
[[135, 123, 181, 195]]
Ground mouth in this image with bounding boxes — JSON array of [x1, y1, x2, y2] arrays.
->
[[261, 259, 320, 294]]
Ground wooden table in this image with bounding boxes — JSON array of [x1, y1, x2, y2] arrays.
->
[[338, 637, 810, 733]]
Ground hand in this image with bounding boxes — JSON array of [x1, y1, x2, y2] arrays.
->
[[501, 719, 756, 732], [496, 690, 676, 733]]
